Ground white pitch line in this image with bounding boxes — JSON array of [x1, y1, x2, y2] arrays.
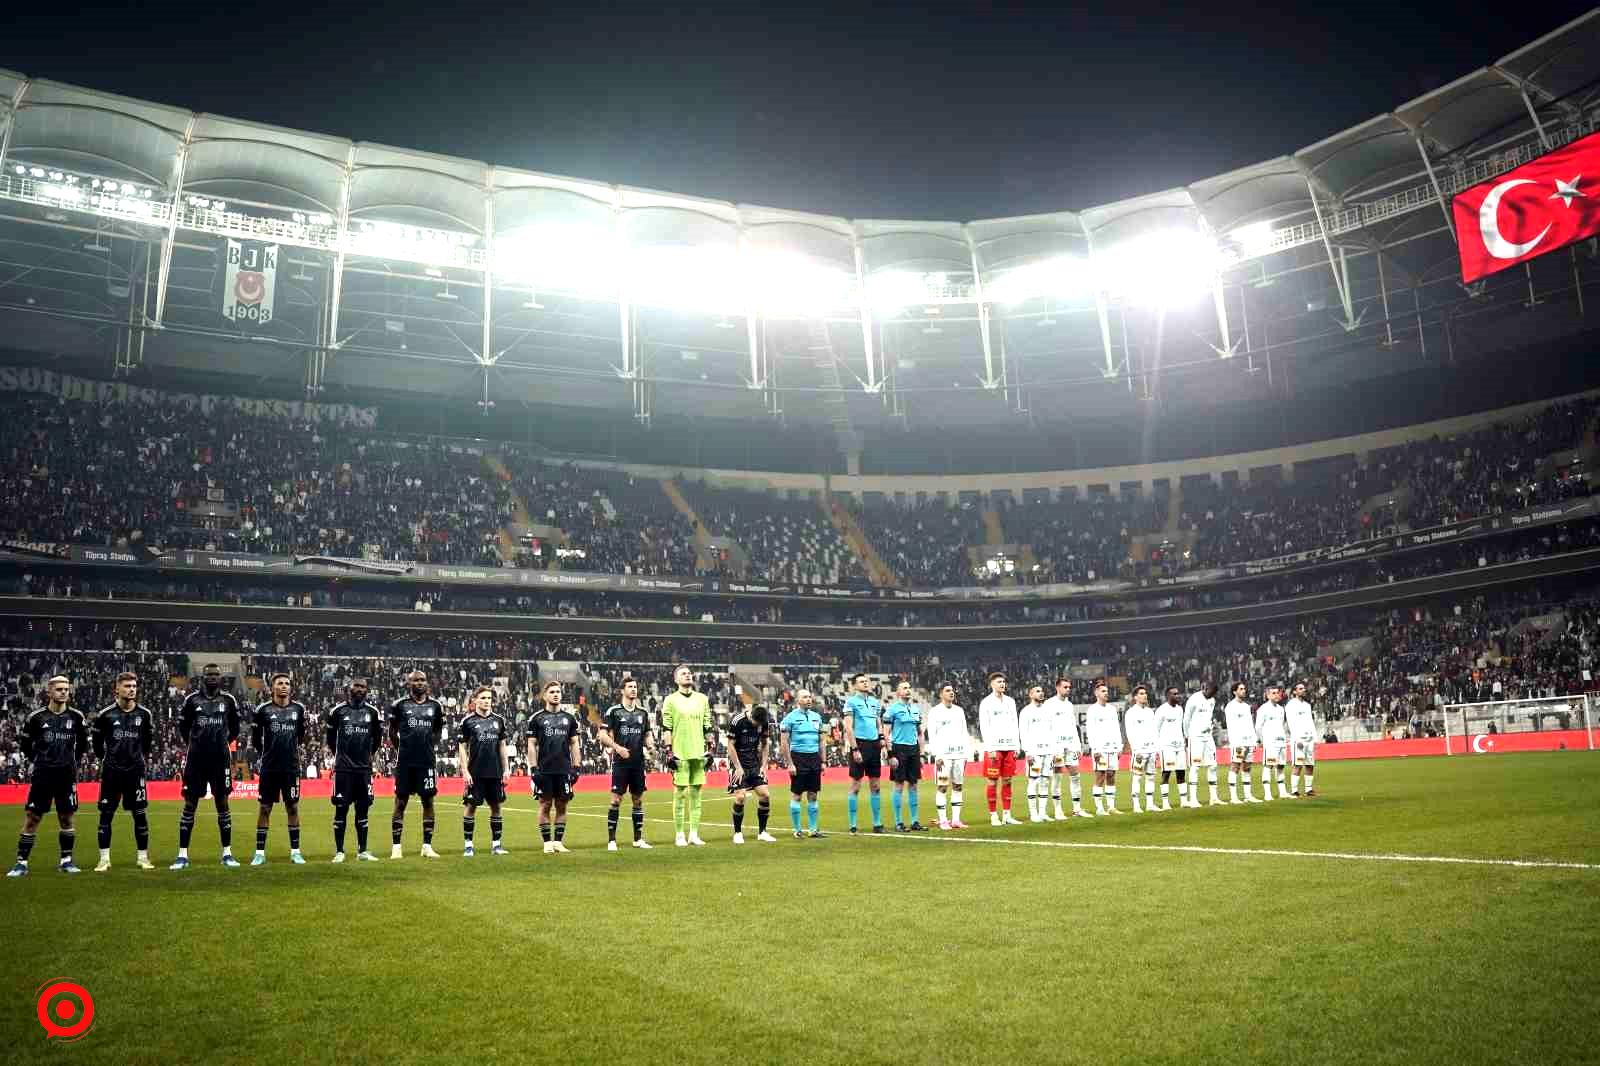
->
[[862, 831, 1600, 871]]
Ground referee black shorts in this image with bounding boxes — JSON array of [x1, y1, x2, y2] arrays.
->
[[889, 744, 922, 784], [789, 752, 823, 794], [848, 742, 883, 780]]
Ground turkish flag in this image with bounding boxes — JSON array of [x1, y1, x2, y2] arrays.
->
[[1452, 130, 1600, 283]]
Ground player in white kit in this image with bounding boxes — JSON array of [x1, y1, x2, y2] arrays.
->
[[1155, 687, 1188, 811], [1084, 681, 1123, 815], [1018, 684, 1057, 822], [1285, 681, 1318, 797], [1223, 682, 1262, 804], [1122, 685, 1159, 814], [1044, 678, 1090, 818], [926, 683, 970, 829], [1185, 680, 1222, 807], [1254, 684, 1288, 801]]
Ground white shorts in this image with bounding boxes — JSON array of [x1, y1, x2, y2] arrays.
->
[[1129, 749, 1159, 772], [935, 756, 966, 786], [1027, 754, 1055, 775], [1159, 743, 1185, 771], [1189, 734, 1217, 765], [1260, 736, 1287, 763], [1092, 750, 1121, 772], [1058, 737, 1083, 762], [1230, 744, 1256, 764], [1292, 737, 1317, 765]]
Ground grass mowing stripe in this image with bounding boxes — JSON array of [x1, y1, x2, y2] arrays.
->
[[858, 828, 1600, 870]]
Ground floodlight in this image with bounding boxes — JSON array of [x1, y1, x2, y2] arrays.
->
[[1227, 221, 1277, 256], [747, 252, 854, 316], [866, 270, 935, 315], [30, 167, 45, 178], [985, 255, 1090, 305], [625, 244, 742, 313], [12, 165, 23, 175], [1099, 229, 1225, 309], [495, 223, 615, 298]]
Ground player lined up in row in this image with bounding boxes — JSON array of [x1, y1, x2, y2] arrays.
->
[[4, 666, 1318, 874]]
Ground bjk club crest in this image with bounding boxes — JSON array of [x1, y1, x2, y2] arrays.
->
[[222, 239, 277, 325]]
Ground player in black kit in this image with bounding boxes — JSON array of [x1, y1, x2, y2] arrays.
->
[[598, 677, 653, 851], [389, 669, 445, 860], [326, 677, 384, 862], [727, 688, 777, 845], [172, 663, 243, 869], [528, 681, 582, 854], [457, 686, 512, 857], [250, 673, 309, 866], [92, 671, 155, 872], [8, 675, 89, 876]]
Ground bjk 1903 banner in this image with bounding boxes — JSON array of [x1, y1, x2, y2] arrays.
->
[[1453, 129, 1600, 283]]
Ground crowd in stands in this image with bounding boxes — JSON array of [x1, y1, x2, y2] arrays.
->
[[499, 452, 697, 576], [677, 479, 867, 587], [0, 395, 508, 566], [0, 383, 1596, 592], [850, 497, 986, 587]]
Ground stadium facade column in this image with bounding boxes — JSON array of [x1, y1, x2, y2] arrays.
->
[[326, 146, 354, 350], [1303, 175, 1357, 330], [851, 231, 876, 390], [153, 115, 197, 328], [1082, 227, 1118, 380], [0, 78, 30, 185], [739, 222, 762, 392], [962, 225, 998, 388], [482, 167, 495, 366], [1509, 76, 1585, 316]]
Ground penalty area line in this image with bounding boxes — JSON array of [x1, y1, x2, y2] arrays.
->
[[865, 832, 1600, 871]]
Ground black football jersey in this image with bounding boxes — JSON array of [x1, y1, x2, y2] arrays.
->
[[458, 712, 508, 780], [22, 707, 90, 770], [389, 698, 445, 768], [327, 701, 383, 773], [602, 704, 651, 760], [180, 691, 242, 764], [728, 709, 771, 767], [529, 709, 581, 774], [94, 703, 154, 773], [253, 701, 308, 773]]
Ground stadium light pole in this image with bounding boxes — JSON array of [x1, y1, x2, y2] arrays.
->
[[152, 115, 196, 328], [1304, 176, 1358, 331]]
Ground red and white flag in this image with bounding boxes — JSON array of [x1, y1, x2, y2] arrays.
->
[[1452, 129, 1600, 283]]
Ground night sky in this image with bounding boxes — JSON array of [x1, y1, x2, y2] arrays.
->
[[5, 3, 1594, 220]]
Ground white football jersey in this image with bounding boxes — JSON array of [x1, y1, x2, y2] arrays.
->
[[979, 693, 1020, 752], [1255, 700, 1287, 742], [1043, 694, 1080, 751], [1155, 701, 1186, 748], [1085, 701, 1123, 753], [1123, 702, 1157, 752], [926, 703, 969, 760], [1184, 690, 1216, 740], [1019, 702, 1056, 756], [1224, 698, 1259, 747], [1285, 697, 1316, 741]]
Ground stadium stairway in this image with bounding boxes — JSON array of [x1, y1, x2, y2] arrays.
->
[[981, 506, 1006, 545], [660, 479, 744, 575], [822, 495, 900, 587], [480, 453, 524, 564]]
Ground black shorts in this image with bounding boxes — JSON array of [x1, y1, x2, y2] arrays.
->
[[533, 771, 573, 801], [332, 770, 374, 808], [727, 768, 768, 794], [25, 767, 78, 816], [610, 757, 647, 796], [789, 752, 822, 794], [181, 760, 232, 803], [889, 745, 922, 784], [258, 770, 301, 805], [465, 776, 506, 806], [98, 768, 148, 813], [395, 765, 437, 799], [848, 742, 883, 780]]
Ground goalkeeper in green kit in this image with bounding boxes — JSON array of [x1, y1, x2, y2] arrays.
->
[[661, 665, 716, 847]]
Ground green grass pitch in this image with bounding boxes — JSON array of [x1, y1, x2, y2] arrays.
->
[[4, 753, 1598, 1065]]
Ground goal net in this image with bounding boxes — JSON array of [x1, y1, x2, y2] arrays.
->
[[1439, 694, 1596, 754]]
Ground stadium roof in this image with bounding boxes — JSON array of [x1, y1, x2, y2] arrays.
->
[[0, 10, 1597, 435]]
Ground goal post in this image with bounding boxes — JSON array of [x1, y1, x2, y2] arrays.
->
[[1440, 694, 1595, 754]]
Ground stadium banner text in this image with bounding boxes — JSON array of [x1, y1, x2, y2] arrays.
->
[[0, 366, 378, 427], [3, 732, 1590, 806]]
